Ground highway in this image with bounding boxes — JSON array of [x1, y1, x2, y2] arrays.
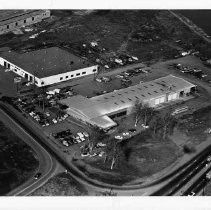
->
[[0, 107, 60, 196]]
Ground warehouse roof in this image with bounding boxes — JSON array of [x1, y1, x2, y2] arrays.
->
[[59, 75, 195, 129], [0, 47, 94, 78], [0, 10, 47, 26]]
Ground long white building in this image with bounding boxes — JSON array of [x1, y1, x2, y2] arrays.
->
[[0, 47, 99, 87], [59, 75, 196, 130]]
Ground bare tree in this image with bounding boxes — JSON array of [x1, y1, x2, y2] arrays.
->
[[88, 125, 107, 152], [132, 100, 144, 127], [132, 100, 156, 127], [140, 103, 157, 126], [160, 112, 177, 139]]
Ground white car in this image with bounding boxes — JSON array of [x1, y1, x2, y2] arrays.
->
[[80, 137, 86, 142], [122, 132, 130, 136], [115, 135, 123, 140], [98, 151, 105, 157], [83, 132, 89, 138], [62, 140, 69, 147], [77, 132, 84, 138], [115, 74, 124, 79], [52, 119, 57, 124], [96, 78, 102, 83], [142, 124, 149, 129], [207, 156, 211, 162], [97, 142, 106, 147]]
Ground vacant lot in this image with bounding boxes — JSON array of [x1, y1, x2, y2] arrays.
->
[[0, 120, 39, 195], [31, 172, 88, 196], [0, 10, 207, 66]]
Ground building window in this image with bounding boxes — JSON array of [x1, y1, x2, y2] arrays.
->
[[15, 22, 18, 26], [60, 77, 63, 80], [7, 25, 9, 29], [121, 100, 125, 103], [35, 80, 38, 84], [76, 73, 80, 76], [141, 94, 145, 97], [82, 72, 86, 75], [14, 69, 17, 72], [148, 92, 151, 95], [71, 75, 74, 77], [32, 17, 34, 21], [66, 76, 69, 79], [154, 90, 158, 93], [24, 20, 26, 23], [93, 69, 97, 72], [25, 73, 28, 79], [128, 98, 132, 101], [41, 81, 44, 85]]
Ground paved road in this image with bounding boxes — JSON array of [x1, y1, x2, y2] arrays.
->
[[0, 107, 60, 196]]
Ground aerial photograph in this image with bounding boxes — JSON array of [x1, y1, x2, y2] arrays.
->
[[1, 8, 211, 197]]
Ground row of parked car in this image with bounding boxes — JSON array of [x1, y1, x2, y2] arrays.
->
[[95, 76, 112, 83], [115, 128, 137, 140], [115, 67, 150, 80], [53, 129, 90, 147]]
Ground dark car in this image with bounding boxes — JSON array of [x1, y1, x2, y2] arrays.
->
[[34, 172, 42, 180], [128, 128, 136, 133]]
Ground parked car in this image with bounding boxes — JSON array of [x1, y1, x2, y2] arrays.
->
[[83, 132, 89, 138], [34, 172, 42, 180], [115, 135, 123, 140], [128, 128, 136, 133], [96, 78, 102, 83]]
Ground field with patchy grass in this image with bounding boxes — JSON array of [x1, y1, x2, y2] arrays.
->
[[0, 120, 39, 195], [31, 172, 88, 196], [74, 131, 180, 185], [0, 10, 206, 66]]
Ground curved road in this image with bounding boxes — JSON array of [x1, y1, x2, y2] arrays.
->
[[0, 108, 60, 196]]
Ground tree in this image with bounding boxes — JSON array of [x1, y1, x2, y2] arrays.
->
[[140, 103, 157, 126], [132, 100, 156, 127], [88, 125, 107, 152], [149, 114, 162, 136], [132, 100, 144, 127], [159, 112, 177, 139]]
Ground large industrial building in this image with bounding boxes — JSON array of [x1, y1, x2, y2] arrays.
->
[[59, 75, 196, 130], [0, 47, 99, 86], [0, 10, 50, 34]]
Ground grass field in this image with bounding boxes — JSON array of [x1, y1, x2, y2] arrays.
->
[[0, 120, 39, 195], [74, 131, 179, 185]]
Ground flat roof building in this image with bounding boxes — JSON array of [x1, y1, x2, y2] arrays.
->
[[59, 75, 196, 130], [0, 10, 50, 34], [0, 47, 99, 86]]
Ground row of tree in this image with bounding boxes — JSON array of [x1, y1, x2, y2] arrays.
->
[[132, 100, 177, 139]]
